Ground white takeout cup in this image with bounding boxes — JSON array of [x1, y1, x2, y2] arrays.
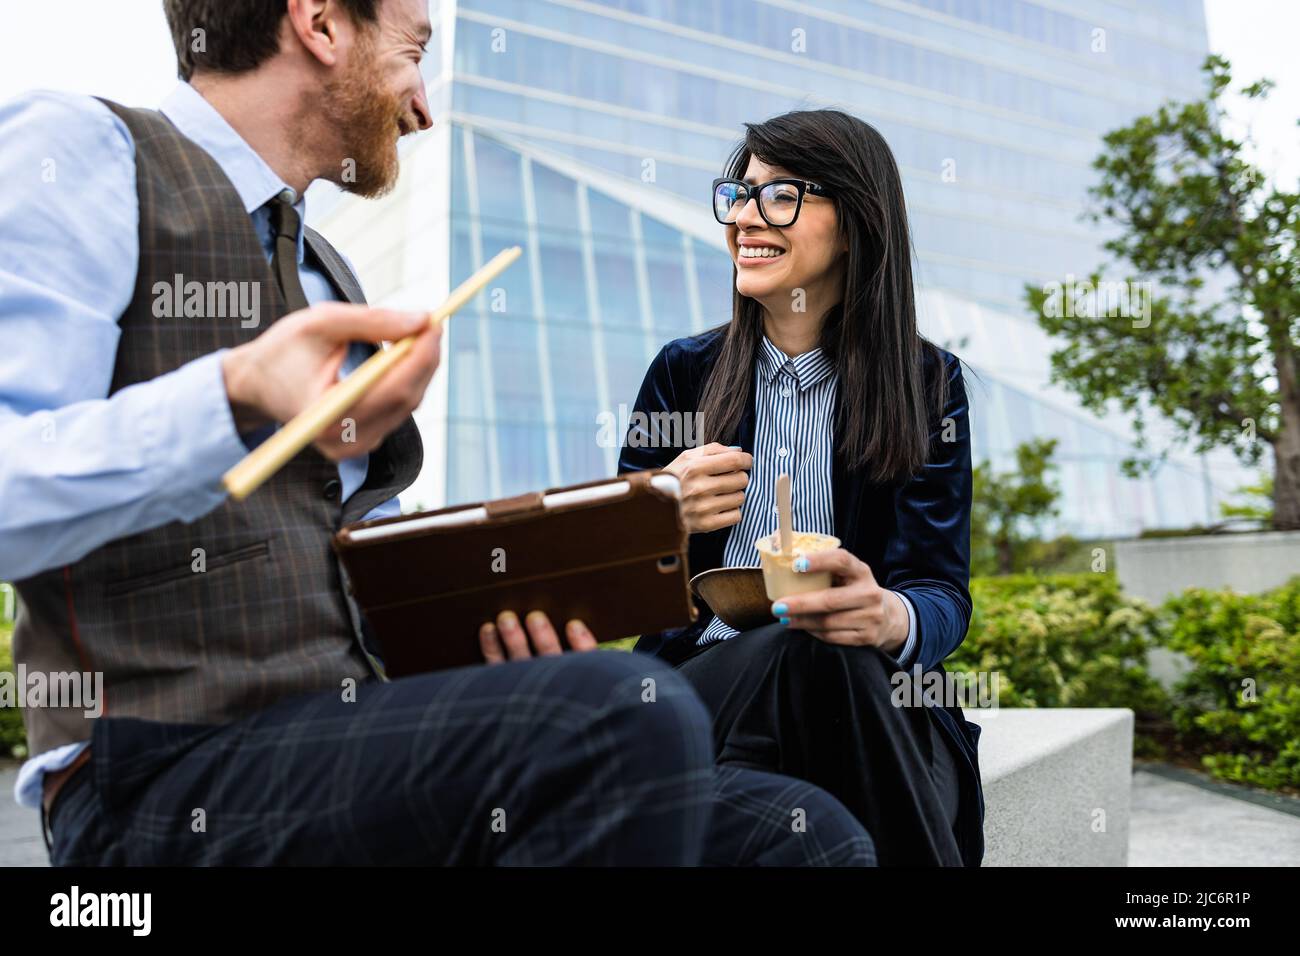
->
[[755, 532, 840, 601]]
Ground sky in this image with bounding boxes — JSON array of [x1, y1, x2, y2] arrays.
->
[[0, 1, 177, 106], [1203, 0, 1300, 186]]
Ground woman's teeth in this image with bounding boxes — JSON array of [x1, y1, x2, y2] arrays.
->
[[738, 246, 785, 258]]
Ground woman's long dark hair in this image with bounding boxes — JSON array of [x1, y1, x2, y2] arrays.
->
[[697, 109, 947, 483]]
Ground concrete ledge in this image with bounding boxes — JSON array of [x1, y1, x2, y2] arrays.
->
[[1115, 530, 1300, 605], [970, 708, 1134, 866]]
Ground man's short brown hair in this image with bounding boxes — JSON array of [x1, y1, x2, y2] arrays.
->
[[163, 0, 381, 81]]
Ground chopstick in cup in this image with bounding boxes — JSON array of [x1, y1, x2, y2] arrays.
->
[[776, 472, 793, 554], [221, 245, 523, 501]]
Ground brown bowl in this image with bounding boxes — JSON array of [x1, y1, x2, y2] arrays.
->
[[690, 567, 772, 632]]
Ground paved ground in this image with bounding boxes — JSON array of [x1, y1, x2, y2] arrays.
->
[[0, 764, 46, 866], [1129, 765, 1300, 866], [2, 761, 1296, 866]]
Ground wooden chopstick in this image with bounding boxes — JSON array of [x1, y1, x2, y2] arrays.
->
[[222, 245, 523, 500], [776, 472, 793, 553]]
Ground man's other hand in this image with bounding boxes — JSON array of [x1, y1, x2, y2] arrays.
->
[[478, 611, 599, 663]]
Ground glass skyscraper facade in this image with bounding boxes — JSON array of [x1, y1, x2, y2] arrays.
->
[[312, 0, 1239, 536]]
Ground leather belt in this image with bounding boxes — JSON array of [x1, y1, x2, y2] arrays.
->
[[42, 746, 92, 825]]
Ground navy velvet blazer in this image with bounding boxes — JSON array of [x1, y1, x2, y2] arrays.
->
[[617, 328, 974, 673]]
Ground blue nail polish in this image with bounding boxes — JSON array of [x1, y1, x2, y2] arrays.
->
[[793, 556, 809, 573], [779, 616, 790, 626], [772, 601, 787, 617]]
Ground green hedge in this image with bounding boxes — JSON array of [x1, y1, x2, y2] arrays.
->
[[951, 573, 1169, 716], [1159, 579, 1300, 790], [0, 622, 26, 759], [951, 572, 1300, 791]]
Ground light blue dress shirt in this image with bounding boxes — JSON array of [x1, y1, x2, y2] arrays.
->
[[697, 336, 918, 665], [0, 83, 398, 809]]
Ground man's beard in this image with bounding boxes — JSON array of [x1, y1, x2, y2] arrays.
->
[[323, 38, 406, 198]]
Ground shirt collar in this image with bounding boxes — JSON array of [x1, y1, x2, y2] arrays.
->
[[159, 82, 305, 262], [758, 335, 836, 391]]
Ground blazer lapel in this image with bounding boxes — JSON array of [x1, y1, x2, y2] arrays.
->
[[738, 371, 758, 452], [831, 387, 866, 554]]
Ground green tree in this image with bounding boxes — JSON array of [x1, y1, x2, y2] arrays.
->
[[972, 438, 1061, 576], [1024, 55, 1300, 529], [1220, 472, 1273, 526]]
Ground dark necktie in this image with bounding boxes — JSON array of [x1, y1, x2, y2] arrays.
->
[[269, 190, 310, 314]]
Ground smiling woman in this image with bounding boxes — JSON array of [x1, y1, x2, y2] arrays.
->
[[619, 109, 984, 866]]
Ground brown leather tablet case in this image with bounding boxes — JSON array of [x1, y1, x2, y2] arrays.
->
[[333, 471, 694, 676]]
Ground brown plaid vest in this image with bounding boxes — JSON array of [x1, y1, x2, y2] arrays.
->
[[12, 100, 423, 756]]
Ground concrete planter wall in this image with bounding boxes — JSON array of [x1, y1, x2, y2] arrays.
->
[[1114, 530, 1300, 606]]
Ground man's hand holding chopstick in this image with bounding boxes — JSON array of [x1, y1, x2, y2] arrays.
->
[[220, 302, 441, 460]]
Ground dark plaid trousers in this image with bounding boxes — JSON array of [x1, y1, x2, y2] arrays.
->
[[45, 651, 875, 866], [677, 625, 977, 866]]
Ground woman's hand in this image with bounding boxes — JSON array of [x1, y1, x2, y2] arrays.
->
[[770, 548, 909, 654], [662, 442, 753, 534], [478, 611, 598, 663]]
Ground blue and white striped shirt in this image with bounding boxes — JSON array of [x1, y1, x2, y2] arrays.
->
[[697, 335, 918, 665]]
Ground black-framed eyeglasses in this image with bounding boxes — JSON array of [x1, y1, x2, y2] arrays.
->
[[711, 177, 832, 227]]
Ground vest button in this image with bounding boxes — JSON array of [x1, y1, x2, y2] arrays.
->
[[322, 479, 342, 502]]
